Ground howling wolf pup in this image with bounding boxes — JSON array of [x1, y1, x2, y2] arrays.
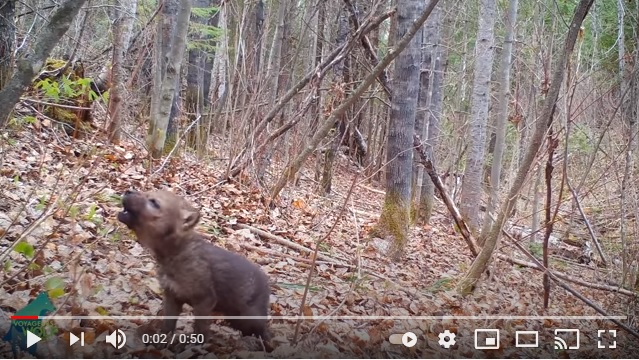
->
[[117, 190, 272, 350]]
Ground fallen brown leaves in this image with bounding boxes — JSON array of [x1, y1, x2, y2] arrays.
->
[[0, 120, 636, 358]]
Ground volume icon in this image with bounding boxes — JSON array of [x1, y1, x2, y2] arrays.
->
[[105, 329, 126, 349]]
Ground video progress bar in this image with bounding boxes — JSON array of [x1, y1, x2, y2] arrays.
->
[[21, 315, 627, 321]]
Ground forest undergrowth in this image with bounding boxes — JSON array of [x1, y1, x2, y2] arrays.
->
[[0, 119, 636, 358]]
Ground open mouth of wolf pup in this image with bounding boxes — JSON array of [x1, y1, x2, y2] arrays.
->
[[117, 191, 140, 228]]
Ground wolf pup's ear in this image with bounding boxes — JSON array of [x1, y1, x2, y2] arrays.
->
[[181, 206, 201, 232]]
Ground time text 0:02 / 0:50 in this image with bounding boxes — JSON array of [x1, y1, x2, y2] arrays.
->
[[141, 332, 205, 345]]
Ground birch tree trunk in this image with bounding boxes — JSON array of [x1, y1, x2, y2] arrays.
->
[[413, 5, 441, 223], [419, 7, 448, 224], [459, 0, 497, 236], [480, 0, 518, 239], [149, 0, 192, 158], [376, 0, 424, 260], [457, 0, 596, 296], [0, 0, 88, 128], [209, 2, 227, 107]]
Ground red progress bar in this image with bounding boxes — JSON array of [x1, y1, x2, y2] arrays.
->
[[10, 315, 39, 320]]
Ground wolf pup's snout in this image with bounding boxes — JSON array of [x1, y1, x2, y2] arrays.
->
[[116, 189, 273, 351], [117, 190, 143, 228]]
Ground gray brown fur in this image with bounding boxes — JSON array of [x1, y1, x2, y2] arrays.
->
[[117, 190, 272, 350]]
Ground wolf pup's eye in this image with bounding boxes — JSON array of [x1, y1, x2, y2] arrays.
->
[[149, 198, 160, 209]]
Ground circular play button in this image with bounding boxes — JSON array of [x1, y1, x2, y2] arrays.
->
[[402, 331, 417, 347]]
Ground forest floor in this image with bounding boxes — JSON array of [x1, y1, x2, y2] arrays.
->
[[1, 120, 637, 358]]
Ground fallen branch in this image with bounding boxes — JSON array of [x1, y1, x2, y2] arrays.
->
[[413, 134, 479, 256], [241, 243, 345, 267], [502, 231, 639, 339], [567, 182, 608, 267], [235, 223, 338, 264]]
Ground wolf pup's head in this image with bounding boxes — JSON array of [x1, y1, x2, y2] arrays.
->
[[117, 190, 200, 251]]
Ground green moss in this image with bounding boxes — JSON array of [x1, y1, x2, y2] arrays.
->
[[371, 190, 411, 261], [163, 133, 179, 156]]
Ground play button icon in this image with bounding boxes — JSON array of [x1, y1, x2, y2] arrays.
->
[[402, 331, 417, 347], [26, 330, 42, 348]]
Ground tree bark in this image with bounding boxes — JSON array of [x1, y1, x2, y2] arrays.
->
[[413, 4, 441, 223], [0, 0, 88, 128], [480, 0, 519, 239], [378, 0, 426, 260], [457, 0, 596, 296], [459, 0, 497, 236], [107, 0, 137, 144], [149, 0, 192, 158], [320, 5, 349, 195], [0, 0, 15, 90], [419, 8, 448, 225]]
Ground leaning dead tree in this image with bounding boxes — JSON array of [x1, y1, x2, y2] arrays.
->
[[0, 0, 89, 128], [457, 0, 596, 296]]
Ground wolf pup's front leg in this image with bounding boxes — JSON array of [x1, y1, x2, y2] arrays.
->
[[161, 292, 183, 334]]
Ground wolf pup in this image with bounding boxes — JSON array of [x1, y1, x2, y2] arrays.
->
[[117, 190, 272, 350]]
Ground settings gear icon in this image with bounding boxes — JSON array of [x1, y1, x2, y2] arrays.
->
[[438, 330, 456, 348]]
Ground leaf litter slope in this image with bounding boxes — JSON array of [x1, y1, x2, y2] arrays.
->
[[0, 125, 635, 358]]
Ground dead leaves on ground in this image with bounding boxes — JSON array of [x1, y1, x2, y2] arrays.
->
[[0, 124, 635, 358]]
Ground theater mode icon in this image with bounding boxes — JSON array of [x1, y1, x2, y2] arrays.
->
[[515, 330, 539, 348]]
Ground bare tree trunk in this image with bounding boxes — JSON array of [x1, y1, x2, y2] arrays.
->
[[0, 0, 88, 128], [149, 0, 177, 137], [320, 5, 349, 195], [270, 0, 441, 201], [0, 0, 15, 90], [149, 0, 192, 158], [618, 0, 633, 287], [258, 0, 292, 180], [419, 8, 448, 225], [457, 0, 595, 296], [309, 0, 325, 135], [107, 0, 137, 144], [413, 4, 441, 223], [209, 2, 227, 107], [375, 0, 424, 260], [187, 0, 219, 155], [480, 0, 518, 239], [459, 0, 497, 236]]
